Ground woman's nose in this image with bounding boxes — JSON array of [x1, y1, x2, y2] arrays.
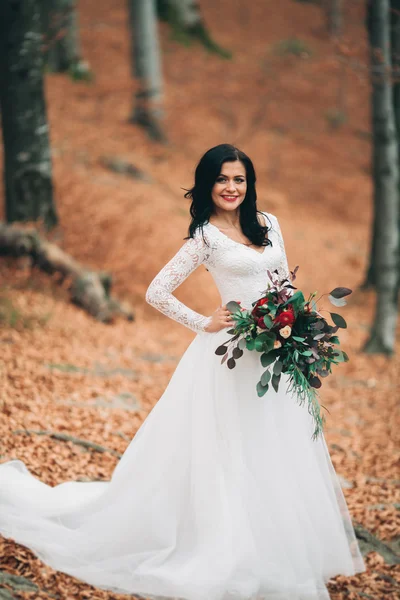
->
[[225, 180, 236, 192]]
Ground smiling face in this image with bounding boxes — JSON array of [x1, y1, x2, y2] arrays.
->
[[211, 160, 247, 214]]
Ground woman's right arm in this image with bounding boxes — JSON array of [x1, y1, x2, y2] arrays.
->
[[145, 233, 213, 333], [146, 233, 235, 334]]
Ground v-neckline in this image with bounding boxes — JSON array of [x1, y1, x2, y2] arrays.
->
[[206, 216, 268, 256]]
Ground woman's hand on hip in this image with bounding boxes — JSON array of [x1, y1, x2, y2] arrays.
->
[[204, 302, 240, 333]]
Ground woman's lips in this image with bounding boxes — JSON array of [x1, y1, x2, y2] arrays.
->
[[221, 195, 239, 202]]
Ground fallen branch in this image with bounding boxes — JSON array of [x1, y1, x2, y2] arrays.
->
[[353, 520, 400, 565], [100, 156, 151, 182], [0, 223, 133, 323], [13, 429, 122, 458]]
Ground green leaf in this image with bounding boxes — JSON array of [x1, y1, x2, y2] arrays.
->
[[226, 301, 241, 314], [301, 350, 313, 357], [246, 338, 256, 351], [282, 290, 305, 311], [256, 381, 269, 397], [271, 373, 281, 393], [263, 314, 273, 329], [330, 313, 347, 329], [261, 369, 271, 386], [292, 336, 306, 342], [238, 338, 247, 350], [273, 360, 283, 376], [342, 350, 349, 362], [330, 335, 340, 345], [261, 351, 277, 367]]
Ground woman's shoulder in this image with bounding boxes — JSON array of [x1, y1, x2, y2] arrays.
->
[[259, 211, 278, 227]]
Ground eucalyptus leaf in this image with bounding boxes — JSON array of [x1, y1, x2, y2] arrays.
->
[[328, 295, 347, 307], [313, 333, 325, 340], [273, 360, 283, 376], [238, 338, 247, 350], [232, 347, 244, 359], [256, 381, 269, 397], [329, 287, 352, 299], [215, 345, 228, 356], [271, 373, 281, 393], [221, 353, 228, 365], [309, 375, 322, 389], [227, 357, 236, 369], [261, 369, 271, 386], [330, 313, 347, 329], [246, 338, 256, 351], [292, 336, 306, 342], [261, 351, 276, 368], [226, 300, 242, 314]]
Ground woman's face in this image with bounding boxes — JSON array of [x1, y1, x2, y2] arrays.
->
[[211, 160, 247, 213]]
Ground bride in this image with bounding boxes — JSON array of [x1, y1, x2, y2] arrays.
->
[[0, 144, 365, 600]]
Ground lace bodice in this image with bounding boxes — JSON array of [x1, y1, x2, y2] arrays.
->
[[145, 212, 290, 333]]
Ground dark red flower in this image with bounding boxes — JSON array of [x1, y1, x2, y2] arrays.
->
[[274, 305, 295, 327], [257, 316, 267, 330], [252, 298, 269, 319]]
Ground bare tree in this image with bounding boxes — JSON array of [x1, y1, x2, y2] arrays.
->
[[128, 0, 165, 141], [364, 0, 399, 355], [0, 0, 57, 228], [325, 0, 343, 36], [157, 0, 231, 58], [41, 0, 90, 79]]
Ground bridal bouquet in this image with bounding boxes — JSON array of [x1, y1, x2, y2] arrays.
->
[[215, 267, 352, 440]]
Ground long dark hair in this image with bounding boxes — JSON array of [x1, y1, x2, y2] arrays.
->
[[184, 144, 271, 247]]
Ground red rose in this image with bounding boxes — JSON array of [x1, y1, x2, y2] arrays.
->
[[257, 316, 267, 329], [252, 298, 268, 318], [274, 305, 295, 327]]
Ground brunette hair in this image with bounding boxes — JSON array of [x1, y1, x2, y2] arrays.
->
[[184, 144, 271, 246]]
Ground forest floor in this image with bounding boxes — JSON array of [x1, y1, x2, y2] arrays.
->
[[0, 0, 399, 598]]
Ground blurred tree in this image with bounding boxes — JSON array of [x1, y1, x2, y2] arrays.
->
[[323, 0, 343, 37], [157, 0, 231, 58], [41, 0, 91, 80], [0, 0, 57, 229], [364, 0, 399, 355], [128, 0, 165, 141]]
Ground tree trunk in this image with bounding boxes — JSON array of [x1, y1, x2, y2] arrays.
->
[[323, 0, 343, 37], [364, 0, 400, 355], [0, 0, 58, 229], [41, 0, 90, 79], [128, 0, 165, 141], [157, 0, 231, 59], [391, 0, 400, 290]]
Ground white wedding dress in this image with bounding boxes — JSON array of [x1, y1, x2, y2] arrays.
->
[[0, 212, 365, 600]]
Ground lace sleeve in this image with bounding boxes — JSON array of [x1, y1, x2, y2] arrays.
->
[[145, 232, 213, 333], [266, 213, 291, 283]]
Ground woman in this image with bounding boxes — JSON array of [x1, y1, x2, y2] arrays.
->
[[0, 144, 365, 600]]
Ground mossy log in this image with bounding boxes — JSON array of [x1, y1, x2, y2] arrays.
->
[[0, 223, 133, 323]]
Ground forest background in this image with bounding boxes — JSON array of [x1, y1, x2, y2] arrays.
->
[[0, 0, 399, 599]]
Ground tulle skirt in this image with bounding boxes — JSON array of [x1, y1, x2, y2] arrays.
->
[[0, 328, 365, 600]]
